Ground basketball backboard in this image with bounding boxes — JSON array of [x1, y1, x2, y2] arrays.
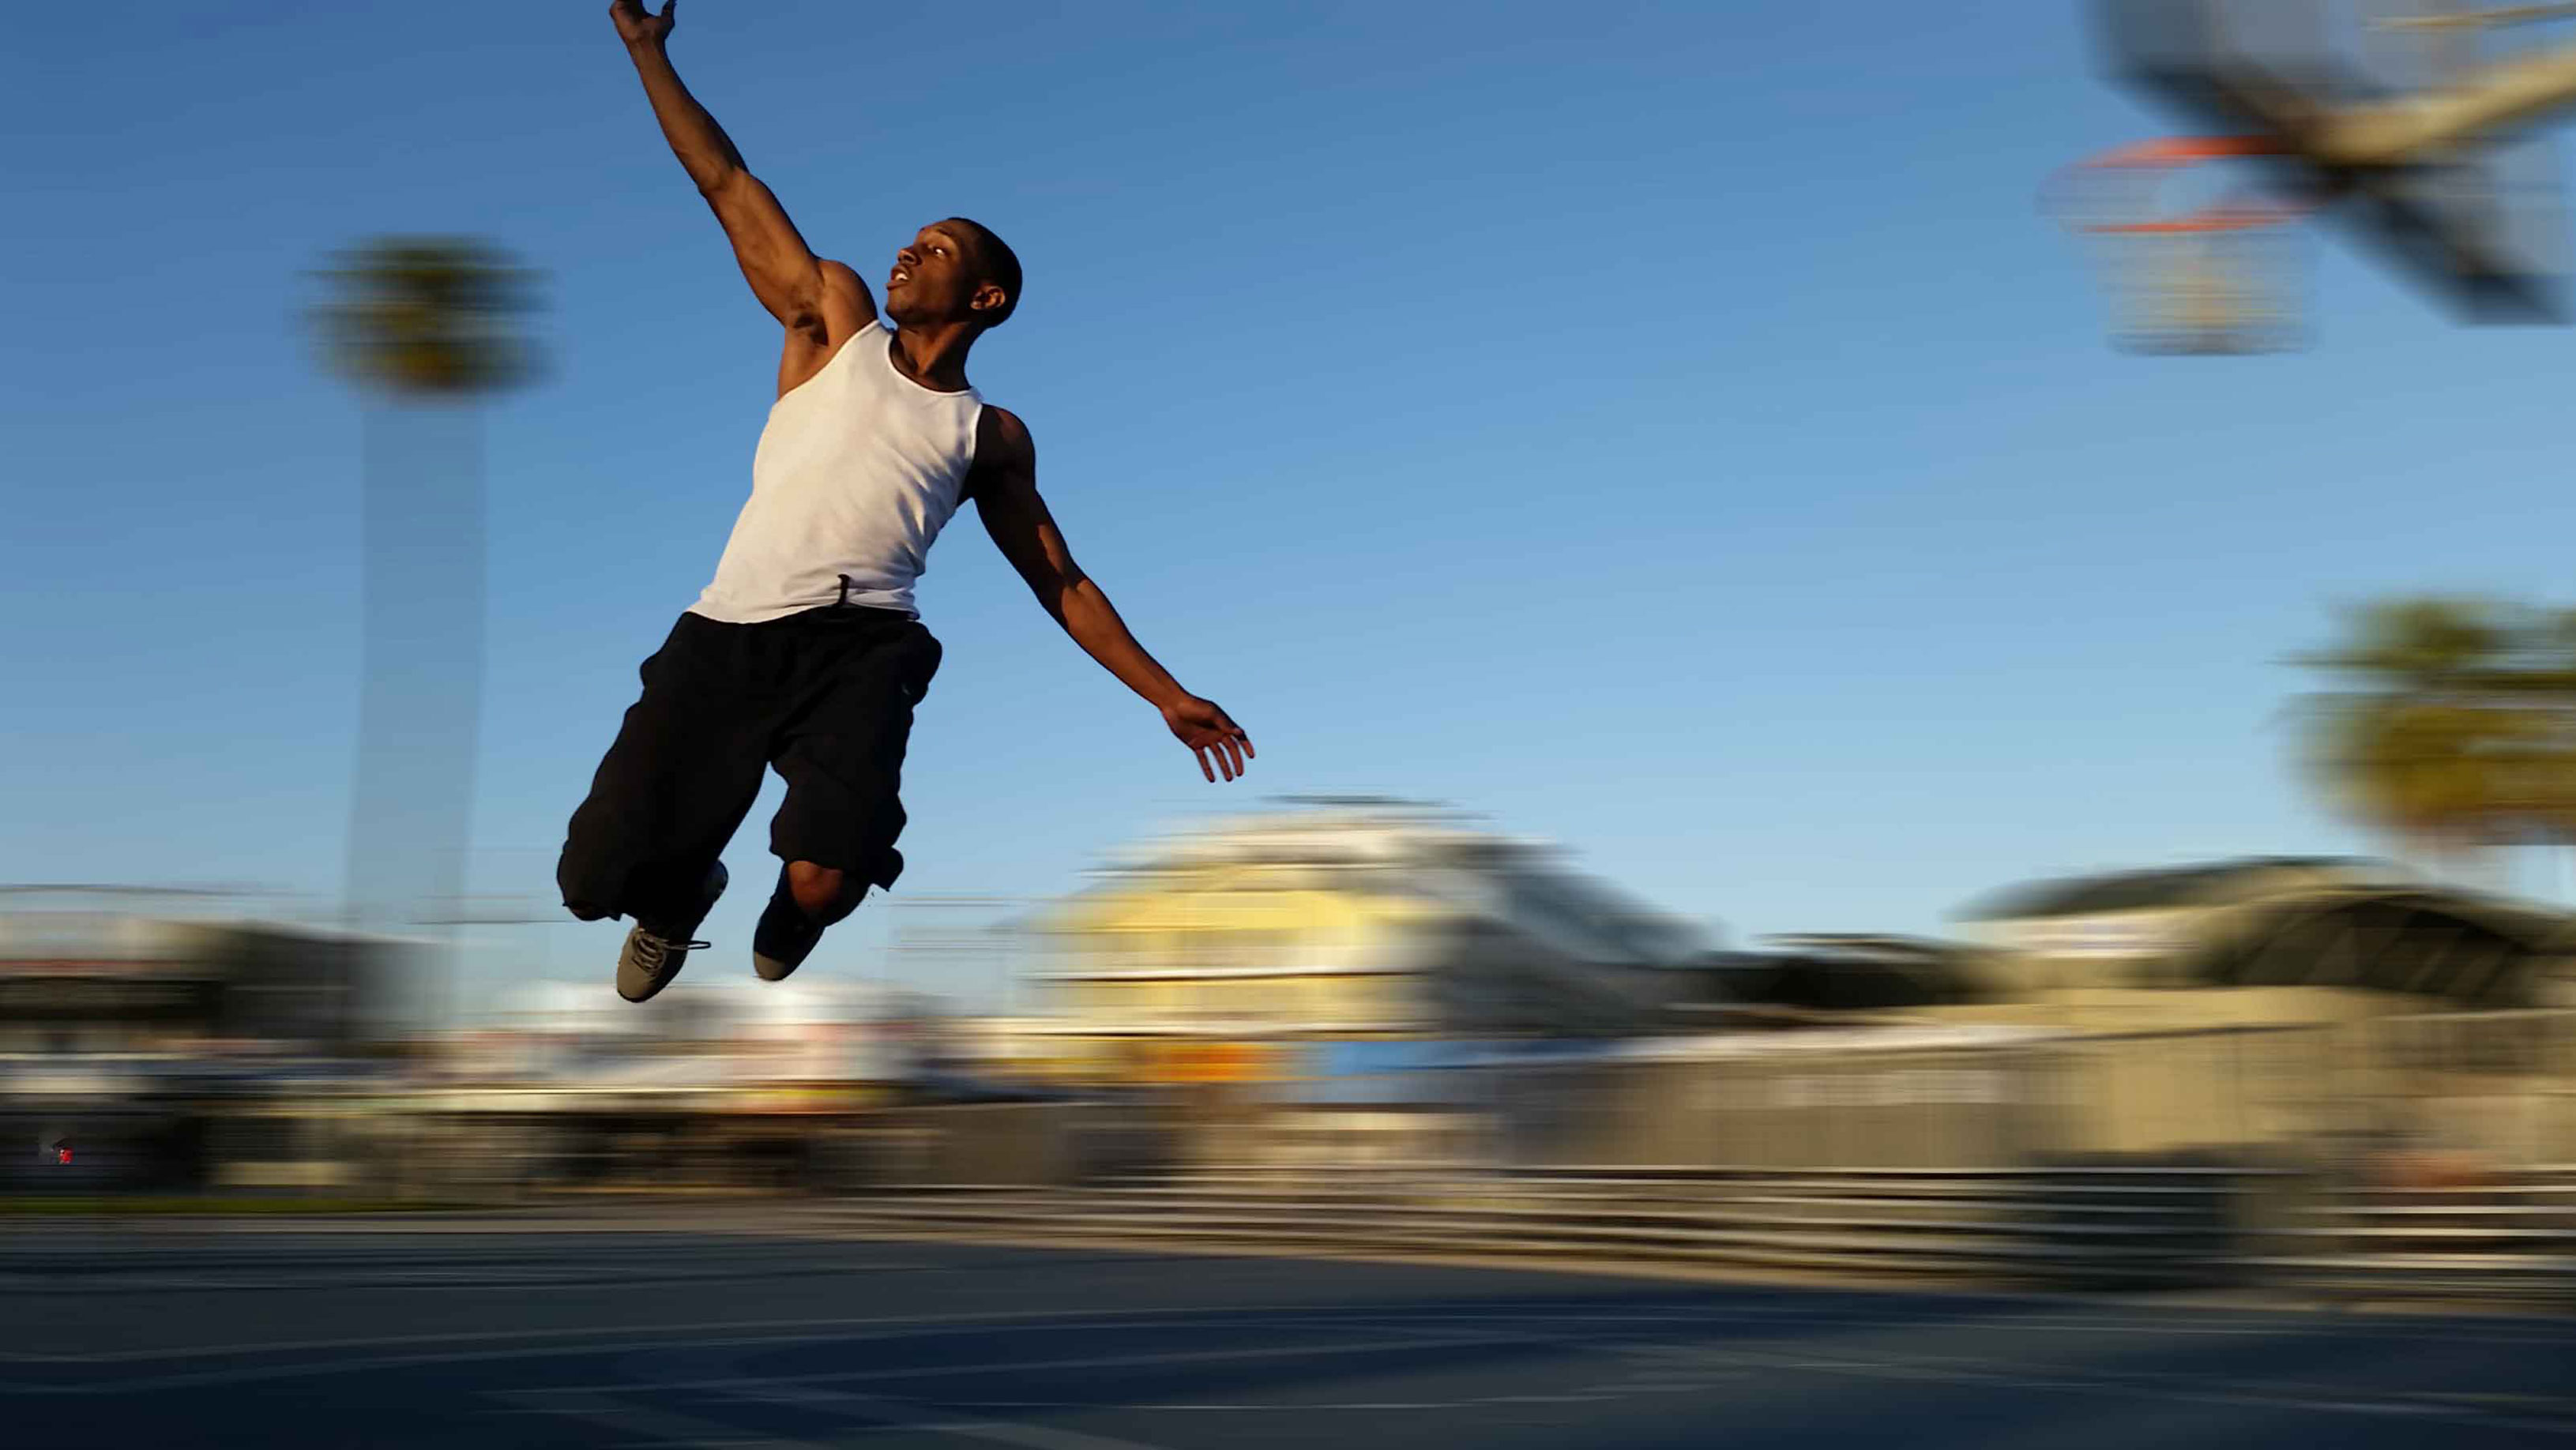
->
[[2093, 0, 2574, 321]]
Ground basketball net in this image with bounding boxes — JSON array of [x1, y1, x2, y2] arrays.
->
[[2046, 138, 2313, 354]]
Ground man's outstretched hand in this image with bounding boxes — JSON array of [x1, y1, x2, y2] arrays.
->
[[1164, 697, 1254, 783], [610, 0, 675, 46]]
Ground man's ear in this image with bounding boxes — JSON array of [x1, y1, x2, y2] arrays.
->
[[971, 281, 1010, 317]]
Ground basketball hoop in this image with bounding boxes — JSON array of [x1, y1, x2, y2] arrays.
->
[[2045, 137, 2316, 354]]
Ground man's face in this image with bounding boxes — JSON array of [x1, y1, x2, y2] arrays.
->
[[885, 224, 992, 327]]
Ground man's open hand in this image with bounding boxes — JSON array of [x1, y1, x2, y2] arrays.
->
[[1164, 697, 1254, 783], [610, 0, 675, 46]]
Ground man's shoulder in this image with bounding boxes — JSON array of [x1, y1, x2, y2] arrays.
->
[[975, 404, 1034, 460]]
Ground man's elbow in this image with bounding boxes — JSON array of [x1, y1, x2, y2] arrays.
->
[[1028, 573, 1088, 625], [1052, 565, 1097, 607]]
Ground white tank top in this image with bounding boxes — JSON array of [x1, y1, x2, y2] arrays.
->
[[690, 321, 984, 623]]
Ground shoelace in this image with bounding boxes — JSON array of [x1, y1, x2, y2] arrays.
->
[[631, 932, 712, 976]]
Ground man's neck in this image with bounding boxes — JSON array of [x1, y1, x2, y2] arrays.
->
[[887, 321, 978, 393]]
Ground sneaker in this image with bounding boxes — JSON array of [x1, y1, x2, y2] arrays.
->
[[616, 862, 728, 1003], [751, 866, 830, 982]]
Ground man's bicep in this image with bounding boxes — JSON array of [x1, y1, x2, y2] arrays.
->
[[703, 170, 845, 327], [972, 410, 1069, 580], [975, 453, 1085, 603], [975, 474, 1070, 584]]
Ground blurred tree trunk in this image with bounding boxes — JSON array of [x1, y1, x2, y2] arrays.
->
[[344, 403, 485, 937], [314, 237, 539, 1029]]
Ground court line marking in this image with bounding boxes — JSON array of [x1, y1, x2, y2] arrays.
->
[[17, 1297, 2576, 1381], [491, 1330, 2576, 1440], [34, 1287, 2576, 1369], [732, 1382, 1179, 1450], [3, 1302, 1358, 1366], [886, 1317, 2576, 1429], [1741, 1341, 2576, 1420], [0, 1263, 917, 1296], [27, 1218, 2574, 1339], [492, 1325, 1728, 1418], [21, 1317, 1571, 1398], [24, 1297, 2576, 1407], [1674, 1343, 2576, 1437], [495, 1313, 2576, 1429], [929, 1393, 1626, 1412], [500, 1384, 1179, 1450], [1337, 1317, 2576, 1426], [14, 1293, 2576, 1371], [499, 1328, 1585, 1398], [28, 1301, 2576, 1436], [506, 1388, 835, 1450]]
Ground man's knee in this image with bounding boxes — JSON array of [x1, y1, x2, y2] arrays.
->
[[785, 861, 863, 924]]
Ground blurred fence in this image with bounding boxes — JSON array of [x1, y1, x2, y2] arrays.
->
[[17, 1009, 2576, 1305], [820, 1159, 2576, 1306], [802, 1011, 2576, 1306], [1462, 1012, 2576, 1172]]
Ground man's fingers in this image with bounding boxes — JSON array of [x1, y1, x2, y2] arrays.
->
[[1179, 708, 1250, 781]]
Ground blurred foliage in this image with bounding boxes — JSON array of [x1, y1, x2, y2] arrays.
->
[[314, 236, 543, 397], [2299, 597, 2576, 854]]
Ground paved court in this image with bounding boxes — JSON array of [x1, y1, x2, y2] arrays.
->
[[6, 1208, 2576, 1448]]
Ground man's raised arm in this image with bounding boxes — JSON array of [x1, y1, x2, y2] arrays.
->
[[610, 2, 872, 341]]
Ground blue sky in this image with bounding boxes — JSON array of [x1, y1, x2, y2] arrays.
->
[[7, 2, 2572, 1018]]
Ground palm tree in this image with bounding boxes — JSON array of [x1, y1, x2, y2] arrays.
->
[[312, 239, 541, 994], [2298, 596, 2576, 888]]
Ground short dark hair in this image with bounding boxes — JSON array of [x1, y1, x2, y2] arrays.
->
[[944, 216, 1021, 329]]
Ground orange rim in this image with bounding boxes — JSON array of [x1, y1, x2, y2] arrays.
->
[[2048, 136, 2310, 235]]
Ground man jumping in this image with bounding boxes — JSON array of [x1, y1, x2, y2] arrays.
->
[[560, 0, 1254, 1002]]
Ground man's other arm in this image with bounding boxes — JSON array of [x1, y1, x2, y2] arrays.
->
[[968, 408, 1254, 783]]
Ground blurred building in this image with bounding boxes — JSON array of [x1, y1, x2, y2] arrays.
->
[[1450, 860, 2576, 1170], [1676, 934, 2001, 1025], [1943, 856, 2576, 1031], [392, 977, 1077, 1194], [1025, 803, 1709, 1080], [465, 977, 934, 1091], [0, 886, 398, 1189], [0, 891, 382, 1055]]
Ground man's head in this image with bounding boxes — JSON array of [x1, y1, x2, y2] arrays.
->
[[884, 218, 1021, 332]]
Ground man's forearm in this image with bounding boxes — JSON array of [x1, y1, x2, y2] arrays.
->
[[624, 39, 748, 194], [1058, 580, 1190, 710]]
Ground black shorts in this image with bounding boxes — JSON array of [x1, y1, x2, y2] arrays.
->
[[556, 605, 942, 927]]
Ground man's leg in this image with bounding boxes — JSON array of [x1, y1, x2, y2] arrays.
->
[[747, 860, 863, 983], [754, 618, 941, 980], [558, 614, 771, 997], [784, 860, 865, 922]]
